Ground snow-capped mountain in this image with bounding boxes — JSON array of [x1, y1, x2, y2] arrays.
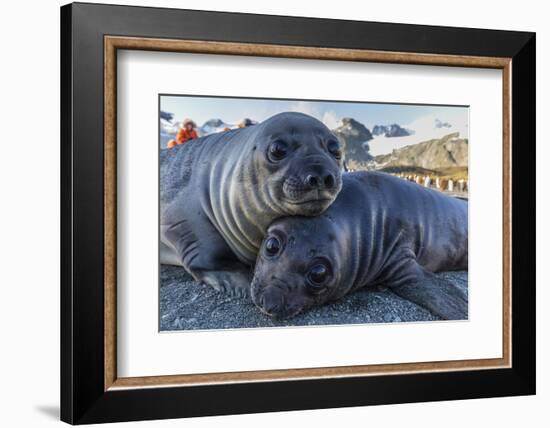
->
[[332, 118, 374, 162], [160, 120, 180, 134], [200, 118, 233, 135], [160, 110, 174, 122], [372, 123, 413, 138], [331, 119, 413, 163], [371, 132, 468, 170]]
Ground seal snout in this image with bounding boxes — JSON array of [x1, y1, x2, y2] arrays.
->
[[305, 172, 337, 190], [251, 278, 304, 319], [257, 287, 286, 317], [281, 165, 341, 214]]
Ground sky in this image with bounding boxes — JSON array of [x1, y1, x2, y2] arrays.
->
[[160, 95, 469, 155]]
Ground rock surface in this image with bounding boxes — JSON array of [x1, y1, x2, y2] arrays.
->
[[160, 265, 468, 331], [373, 132, 468, 170], [332, 118, 374, 163]]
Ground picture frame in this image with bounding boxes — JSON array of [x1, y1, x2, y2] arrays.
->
[[60, 2, 535, 424]]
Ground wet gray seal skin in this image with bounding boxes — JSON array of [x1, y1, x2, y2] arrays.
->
[[252, 171, 468, 320], [160, 112, 343, 296]]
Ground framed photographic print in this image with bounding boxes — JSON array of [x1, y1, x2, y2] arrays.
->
[[60, 2, 536, 424]]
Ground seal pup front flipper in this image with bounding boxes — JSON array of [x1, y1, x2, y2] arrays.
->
[[199, 269, 251, 298], [388, 260, 468, 320], [162, 217, 251, 298]]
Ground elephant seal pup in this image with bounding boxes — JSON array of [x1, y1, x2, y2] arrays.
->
[[161, 112, 343, 296], [252, 171, 468, 320]]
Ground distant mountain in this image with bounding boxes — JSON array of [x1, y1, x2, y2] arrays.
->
[[160, 110, 174, 122], [200, 118, 233, 135], [371, 132, 468, 170], [372, 123, 413, 138], [202, 118, 225, 127], [332, 118, 373, 162]]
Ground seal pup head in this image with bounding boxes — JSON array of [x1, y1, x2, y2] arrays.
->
[[251, 112, 343, 217], [251, 214, 344, 319]]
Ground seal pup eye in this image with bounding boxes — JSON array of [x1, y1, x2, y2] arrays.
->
[[327, 140, 342, 159], [306, 263, 330, 293], [268, 140, 289, 161], [264, 236, 281, 256]]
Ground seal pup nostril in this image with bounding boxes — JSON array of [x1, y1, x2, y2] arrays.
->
[[264, 301, 280, 314], [306, 174, 320, 188], [324, 173, 335, 189], [262, 298, 280, 314], [260, 287, 285, 315]]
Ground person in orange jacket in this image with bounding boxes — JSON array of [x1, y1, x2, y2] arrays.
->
[[167, 118, 198, 149]]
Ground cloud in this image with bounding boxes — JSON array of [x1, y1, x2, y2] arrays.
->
[[321, 111, 340, 129], [405, 113, 468, 140], [435, 118, 452, 128], [287, 102, 340, 129], [289, 101, 319, 118], [368, 112, 469, 156]]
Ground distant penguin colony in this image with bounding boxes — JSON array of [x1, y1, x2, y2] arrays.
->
[[392, 173, 468, 193]]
